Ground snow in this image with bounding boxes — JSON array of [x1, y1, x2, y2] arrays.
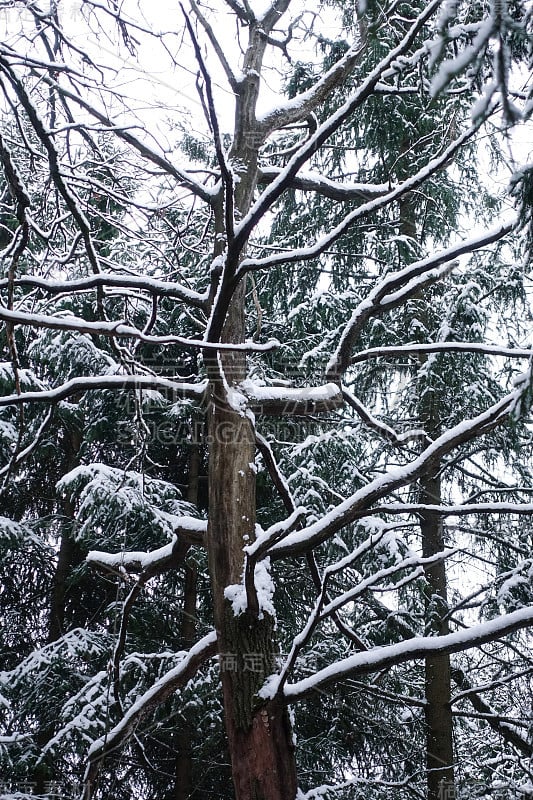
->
[[0, 272, 209, 306], [0, 516, 25, 540], [245, 507, 307, 557], [267, 385, 524, 559], [270, 605, 533, 701], [85, 511, 207, 571], [224, 557, 276, 619], [430, 16, 494, 97], [0, 375, 208, 408], [235, 0, 444, 253], [241, 379, 341, 404], [0, 305, 279, 354], [328, 219, 515, 376], [87, 531, 193, 572], [87, 630, 217, 758], [496, 569, 530, 607]]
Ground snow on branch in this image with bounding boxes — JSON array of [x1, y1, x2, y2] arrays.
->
[[242, 379, 343, 416], [342, 386, 429, 446], [257, 167, 391, 202], [83, 631, 217, 799], [267, 387, 521, 559], [29, 73, 217, 205], [318, 549, 457, 624], [257, 39, 367, 138], [0, 305, 278, 353], [0, 375, 208, 408], [87, 520, 207, 575], [0, 274, 209, 309], [367, 595, 533, 758], [352, 342, 533, 364], [278, 605, 533, 702], [327, 220, 515, 378], [232, 0, 443, 252], [239, 122, 490, 278], [366, 502, 533, 517]]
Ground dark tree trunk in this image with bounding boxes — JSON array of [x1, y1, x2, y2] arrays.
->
[[398, 187, 455, 800], [35, 426, 82, 793], [420, 476, 454, 800], [206, 344, 297, 800], [174, 442, 201, 800], [416, 347, 454, 800]]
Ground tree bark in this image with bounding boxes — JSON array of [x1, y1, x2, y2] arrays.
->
[[203, 14, 298, 792], [35, 425, 82, 793], [399, 182, 455, 799], [174, 441, 201, 800], [206, 304, 297, 799], [420, 477, 455, 800], [416, 334, 454, 800]]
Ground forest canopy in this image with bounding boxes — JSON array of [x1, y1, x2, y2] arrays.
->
[[0, 2, 532, 800]]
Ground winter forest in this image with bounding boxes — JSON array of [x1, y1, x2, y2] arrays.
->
[[0, 0, 532, 799]]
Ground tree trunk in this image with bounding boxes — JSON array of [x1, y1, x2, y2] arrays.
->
[[174, 441, 201, 800], [416, 345, 454, 800], [198, 10, 299, 792], [35, 426, 82, 793], [206, 322, 297, 799], [420, 476, 455, 800], [398, 185, 455, 799]]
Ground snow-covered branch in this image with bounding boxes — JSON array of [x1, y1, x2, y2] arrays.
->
[[0, 305, 278, 353], [342, 386, 429, 445], [242, 379, 343, 415], [352, 342, 533, 365], [257, 167, 390, 201], [29, 73, 216, 205], [0, 375, 208, 408], [0, 273, 209, 309], [87, 520, 207, 575], [257, 39, 367, 138], [232, 0, 443, 253], [265, 388, 520, 560], [279, 606, 533, 702], [366, 502, 533, 517], [328, 220, 515, 378], [83, 632, 218, 799], [239, 123, 488, 278]]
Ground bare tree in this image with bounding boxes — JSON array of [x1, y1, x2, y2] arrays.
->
[[0, 2, 532, 799]]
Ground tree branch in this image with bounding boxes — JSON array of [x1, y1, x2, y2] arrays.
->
[[257, 166, 390, 201], [82, 632, 218, 800], [281, 606, 533, 702], [0, 305, 278, 353], [30, 72, 215, 205], [327, 219, 514, 379], [189, 0, 240, 92], [0, 273, 208, 309], [0, 376, 208, 408], [265, 388, 519, 560], [352, 342, 533, 365], [232, 0, 443, 253]]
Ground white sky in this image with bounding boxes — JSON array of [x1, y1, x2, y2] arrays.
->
[[0, 0, 345, 142]]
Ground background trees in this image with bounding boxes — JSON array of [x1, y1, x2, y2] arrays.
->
[[0, 1, 532, 799]]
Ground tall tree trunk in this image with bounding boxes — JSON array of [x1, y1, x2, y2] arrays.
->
[[174, 440, 201, 800], [416, 332, 454, 800], [399, 187, 455, 799], [35, 425, 82, 792], [203, 20, 298, 787], [416, 349, 454, 800], [420, 475, 455, 800], [206, 291, 296, 800]]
